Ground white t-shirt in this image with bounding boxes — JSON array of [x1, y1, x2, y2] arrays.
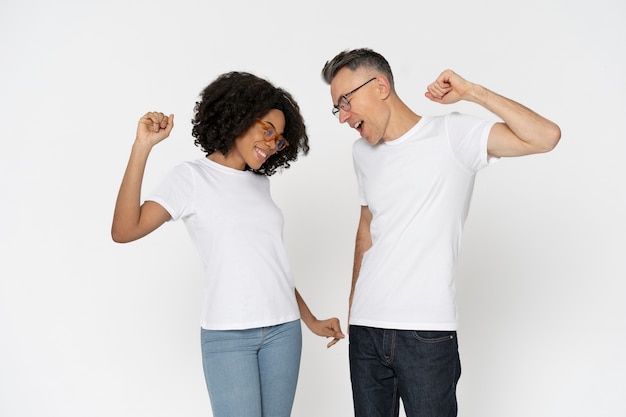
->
[[147, 157, 300, 330], [351, 112, 496, 331]]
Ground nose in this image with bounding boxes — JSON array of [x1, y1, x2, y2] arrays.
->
[[338, 108, 350, 124]]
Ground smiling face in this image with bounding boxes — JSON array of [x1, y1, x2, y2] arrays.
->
[[208, 108, 286, 171], [330, 67, 388, 145]]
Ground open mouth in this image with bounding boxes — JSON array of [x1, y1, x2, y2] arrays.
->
[[255, 146, 269, 160]]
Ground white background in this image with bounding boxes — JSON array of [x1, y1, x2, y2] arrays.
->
[[1, 1, 625, 416]]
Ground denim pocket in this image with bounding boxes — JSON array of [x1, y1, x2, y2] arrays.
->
[[411, 330, 456, 343]]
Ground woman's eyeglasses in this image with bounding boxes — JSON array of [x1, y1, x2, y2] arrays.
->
[[255, 119, 289, 151]]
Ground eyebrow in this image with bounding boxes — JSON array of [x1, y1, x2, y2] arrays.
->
[[337, 77, 377, 102], [262, 120, 285, 136], [334, 88, 352, 106]]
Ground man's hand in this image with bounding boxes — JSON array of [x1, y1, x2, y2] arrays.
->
[[425, 69, 474, 105]]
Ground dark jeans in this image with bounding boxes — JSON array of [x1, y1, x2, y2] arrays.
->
[[349, 325, 461, 417]]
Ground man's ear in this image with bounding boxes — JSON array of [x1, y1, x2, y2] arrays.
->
[[375, 75, 392, 99]]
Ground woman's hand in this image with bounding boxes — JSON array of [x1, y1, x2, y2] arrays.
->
[[135, 111, 174, 147], [308, 317, 345, 348]]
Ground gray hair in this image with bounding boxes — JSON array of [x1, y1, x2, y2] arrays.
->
[[321, 48, 395, 89]]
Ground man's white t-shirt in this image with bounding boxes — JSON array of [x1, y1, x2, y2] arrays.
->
[[147, 157, 300, 330], [350, 112, 496, 331]]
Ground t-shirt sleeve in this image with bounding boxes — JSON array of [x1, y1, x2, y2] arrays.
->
[[145, 163, 195, 221], [446, 112, 498, 172]]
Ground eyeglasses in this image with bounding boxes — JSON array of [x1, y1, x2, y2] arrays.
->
[[255, 119, 289, 151], [332, 77, 376, 118]]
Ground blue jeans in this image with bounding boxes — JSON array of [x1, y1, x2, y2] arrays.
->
[[201, 320, 302, 417], [349, 325, 461, 417]]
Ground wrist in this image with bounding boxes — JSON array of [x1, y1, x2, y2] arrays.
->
[[131, 139, 154, 153], [464, 83, 486, 104]]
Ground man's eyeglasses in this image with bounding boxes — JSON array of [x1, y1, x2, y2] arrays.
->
[[332, 77, 376, 118], [255, 119, 289, 151]]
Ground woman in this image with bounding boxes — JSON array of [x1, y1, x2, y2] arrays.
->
[[111, 71, 344, 417]]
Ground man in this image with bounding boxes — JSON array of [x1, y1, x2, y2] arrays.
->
[[321, 48, 560, 417]]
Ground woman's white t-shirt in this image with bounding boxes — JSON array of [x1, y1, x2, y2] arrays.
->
[[147, 157, 299, 330]]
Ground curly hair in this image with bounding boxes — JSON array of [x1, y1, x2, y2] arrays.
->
[[192, 71, 310, 176], [321, 48, 395, 90]]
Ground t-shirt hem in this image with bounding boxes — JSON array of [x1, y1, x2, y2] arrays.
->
[[349, 318, 457, 331], [201, 314, 301, 331], [144, 196, 177, 221]]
